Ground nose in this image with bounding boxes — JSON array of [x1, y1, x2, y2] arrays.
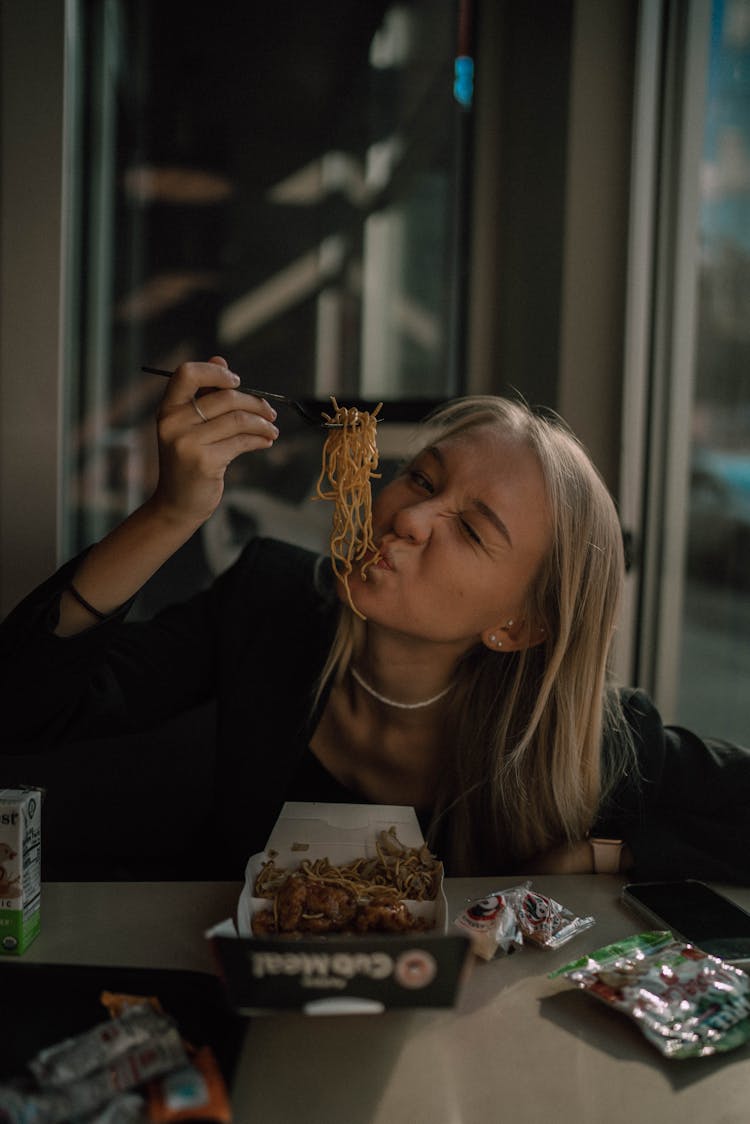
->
[[391, 499, 433, 543]]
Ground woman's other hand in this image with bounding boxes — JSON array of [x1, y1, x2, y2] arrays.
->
[[520, 839, 634, 874], [152, 356, 279, 530]]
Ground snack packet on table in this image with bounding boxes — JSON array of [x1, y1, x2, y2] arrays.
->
[[76, 1091, 147, 1123], [454, 881, 595, 960], [147, 1045, 232, 1123], [0, 1028, 185, 1124], [29, 1003, 173, 1087], [511, 883, 596, 949], [550, 929, 750, 1059], [0, 991, 232, 1124], [452, 886, 525, 959], [101, 993, 232, 1124], [99, 994, 232, 1123]]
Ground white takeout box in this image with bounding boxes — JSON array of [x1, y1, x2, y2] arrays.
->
[[207, 802, 471, 1015]]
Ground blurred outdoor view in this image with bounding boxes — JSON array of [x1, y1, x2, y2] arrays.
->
[[64, 0, 465, 618], [679, 0, 750, 741]]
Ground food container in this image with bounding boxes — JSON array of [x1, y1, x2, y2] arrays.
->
[[207, 802, 471, 1014]]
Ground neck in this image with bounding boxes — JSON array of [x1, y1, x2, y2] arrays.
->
[[350, 665, 453, 710], [352, 630, 461, 713]]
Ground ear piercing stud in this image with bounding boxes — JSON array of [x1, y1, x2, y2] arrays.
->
[[489, 620, 517, 648], [490, 622, 545, 649]]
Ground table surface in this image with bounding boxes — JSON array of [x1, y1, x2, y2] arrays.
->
[[3, 876, 750, 1123]]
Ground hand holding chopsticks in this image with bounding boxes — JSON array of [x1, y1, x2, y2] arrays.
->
[[142, 366, 342, 428]]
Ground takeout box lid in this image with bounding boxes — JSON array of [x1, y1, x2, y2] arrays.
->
[[206, 801, 472, 1015], [264, 800, 427, 850]]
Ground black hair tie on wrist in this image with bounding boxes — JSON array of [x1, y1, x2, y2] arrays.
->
[[66, 582, 108, 621]]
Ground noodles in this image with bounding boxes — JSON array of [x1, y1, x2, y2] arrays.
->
[[254, 827, 442, 903], [252, 827, 442, 936], [315, 397, 383, 618]]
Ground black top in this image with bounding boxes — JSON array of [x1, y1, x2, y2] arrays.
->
[[288, 748, 364, 806], [1, 537, 749, 883]]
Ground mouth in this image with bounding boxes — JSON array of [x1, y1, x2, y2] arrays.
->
[[372, 546, 393, 571], [358, 546, 393, 576]]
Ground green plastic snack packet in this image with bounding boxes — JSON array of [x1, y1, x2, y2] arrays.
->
[[551, 930, 750, 1059]]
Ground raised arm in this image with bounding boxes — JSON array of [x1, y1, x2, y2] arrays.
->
[[56, 356, 279, 635]]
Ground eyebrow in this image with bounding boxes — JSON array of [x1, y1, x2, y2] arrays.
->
[[474, 498, 513, 546], [424, 445, 513, 546]]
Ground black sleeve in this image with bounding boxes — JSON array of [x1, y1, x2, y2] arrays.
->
[[0, 546, 223, 747], [594, 688, 750, 884]]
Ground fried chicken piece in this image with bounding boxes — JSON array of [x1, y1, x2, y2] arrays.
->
[[255, 868, 434, 937], [355, 897, 424, 933], [274, 875, 358, 933], [300, 882, 357, 932], [251, 908, 277, 936], [276, 875, 308, 931]]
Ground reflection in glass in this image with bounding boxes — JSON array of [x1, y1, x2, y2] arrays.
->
[[680, 0, 750, 741], [64, 1, 466, 612]]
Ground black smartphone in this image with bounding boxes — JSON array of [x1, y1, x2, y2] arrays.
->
[[621, 880, 750, 967]]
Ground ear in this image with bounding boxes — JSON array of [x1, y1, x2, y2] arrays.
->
[[481, 617, 547, 653]]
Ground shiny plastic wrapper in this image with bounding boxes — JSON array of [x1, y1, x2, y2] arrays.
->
[[454, 881, 595, 960], [0, 1029, 185, 1123], [29, 1003, 174, 1087], [550, 930, 750, 1059], [148, 1045, 232, 1123]]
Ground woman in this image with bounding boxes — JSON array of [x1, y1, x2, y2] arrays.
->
[[1, 358, 748, 880]]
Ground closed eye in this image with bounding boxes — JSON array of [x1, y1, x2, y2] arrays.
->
[[407, 463, 482, 543], [459, 517, 482, 545]]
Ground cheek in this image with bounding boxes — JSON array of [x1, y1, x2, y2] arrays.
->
[[371, 487, 403, 537], [428, 561, 507, 623]]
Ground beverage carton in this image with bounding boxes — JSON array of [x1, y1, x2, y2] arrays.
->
[[0, 788, 41, 955]]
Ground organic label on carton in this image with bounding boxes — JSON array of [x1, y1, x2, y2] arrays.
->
[[0, 788, 41, 955]]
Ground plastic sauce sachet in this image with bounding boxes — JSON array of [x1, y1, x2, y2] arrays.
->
[[454, 881, 595, 960]]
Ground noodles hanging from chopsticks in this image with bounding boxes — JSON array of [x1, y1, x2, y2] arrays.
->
[[316, 397, 383, 618]]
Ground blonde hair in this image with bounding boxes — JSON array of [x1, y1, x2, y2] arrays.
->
[[317, 395, 633, 874]]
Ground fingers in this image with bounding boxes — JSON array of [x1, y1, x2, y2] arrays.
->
[[159, 358, 275, 422], [158, 358, 278, 429], [156, 358, 281, 474], [183, 395, 280, 448], [158, 358, 236, 405]]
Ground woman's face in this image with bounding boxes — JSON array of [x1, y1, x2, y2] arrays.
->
[[344, 424, 552, 649]]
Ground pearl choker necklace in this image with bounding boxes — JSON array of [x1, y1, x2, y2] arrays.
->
[[350, 666, 454, 710]]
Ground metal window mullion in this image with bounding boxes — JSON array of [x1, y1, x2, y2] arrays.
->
[[640, 0, 711, 718], [59, 0, 84, 561], [614, 0, 665, 685], [81, 0, 119, 545]]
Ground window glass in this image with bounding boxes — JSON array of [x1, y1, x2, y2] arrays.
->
[[65, 0, 467, 613], [679, 0, 750, 742]]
